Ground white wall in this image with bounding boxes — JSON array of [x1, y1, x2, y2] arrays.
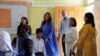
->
[[95, 0, 100, 56], [0, 5, 28, 34]]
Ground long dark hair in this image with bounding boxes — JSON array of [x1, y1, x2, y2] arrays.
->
[[17, 17, 31, 36], [42, 12, 52, 25], [20, 17, 28, 25], [85, 12, 95, 27]]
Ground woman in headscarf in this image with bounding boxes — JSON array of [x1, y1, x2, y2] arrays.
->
[[0, 31, 14, 56]]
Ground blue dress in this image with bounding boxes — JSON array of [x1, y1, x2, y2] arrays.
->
[[0, 51, 5, 56], [18, 37, 25, 56], [0, 51, 16, 56], [12, 37, 25, 56], [18, 33, 33, 56], [41, 22, 60, 56], [12, 34, 32, 56]]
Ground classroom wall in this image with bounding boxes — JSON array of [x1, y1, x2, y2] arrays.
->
[[0, 0, 85, 39], [95, 0, 100, 56], [29, 7, 55, 34], [0, 0, 85, 34], [0, 5, 28, 34], [29, 0, 85, 34]]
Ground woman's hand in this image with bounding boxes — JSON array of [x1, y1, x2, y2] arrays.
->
[[72, 46, 76, 52], [45, 38, 48, 44]]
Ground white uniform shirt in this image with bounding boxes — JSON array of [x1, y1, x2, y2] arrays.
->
[[33, 37, 47, 56], [65, 27, 78, 47], [65, 27, 78, 56]]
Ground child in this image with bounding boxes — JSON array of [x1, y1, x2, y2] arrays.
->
[[12, 25, 33, 56], [33, 28, 47, 56], [22, 38, 35, 56], [0, 31, 14, 56]]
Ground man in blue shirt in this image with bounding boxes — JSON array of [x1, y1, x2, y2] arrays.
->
[[58, 10, 70, 56]]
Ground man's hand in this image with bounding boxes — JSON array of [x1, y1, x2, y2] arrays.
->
[[57, 34, 61, 41]]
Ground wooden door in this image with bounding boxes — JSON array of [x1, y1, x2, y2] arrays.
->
[[55, 7, 86, 36]]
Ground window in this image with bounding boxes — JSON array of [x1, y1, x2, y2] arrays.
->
[[87, 0, 95, 4], [86, 0, 95, 13]]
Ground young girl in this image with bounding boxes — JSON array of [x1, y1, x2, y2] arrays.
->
[[0, 31, 14, 56], [17, 17, 32, 37], [12, 25, 33, 56], [22, 38, 34, 56]]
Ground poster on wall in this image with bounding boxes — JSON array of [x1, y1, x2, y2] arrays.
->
[[0, 9, 11, 28], [0, 5, 28, 34]]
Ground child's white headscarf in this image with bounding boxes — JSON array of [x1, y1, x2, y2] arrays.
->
[[0, 31, 13, 56]]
